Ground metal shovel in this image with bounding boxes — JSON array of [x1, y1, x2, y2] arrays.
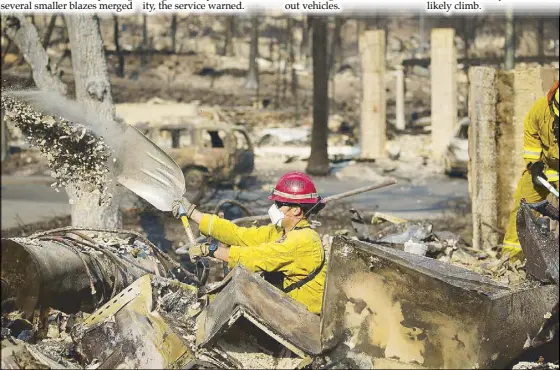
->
[[114, 124, 196, 243]]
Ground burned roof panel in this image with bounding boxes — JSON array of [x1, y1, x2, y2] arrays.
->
[[197, 266, 322, 357]]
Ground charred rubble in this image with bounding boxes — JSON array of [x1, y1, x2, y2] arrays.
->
[[1, 201, 558, 369]]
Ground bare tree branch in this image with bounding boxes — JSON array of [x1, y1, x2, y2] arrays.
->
[[42, 14, 57, 50], [3, 14, 67, 94]]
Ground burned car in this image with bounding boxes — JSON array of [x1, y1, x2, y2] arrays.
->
[[444, 117, 470, 177], [116, 103, 255, 203], [138, 121, 255, 203]]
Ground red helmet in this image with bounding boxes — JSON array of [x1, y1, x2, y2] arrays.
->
[[268, 171, 321, 204]]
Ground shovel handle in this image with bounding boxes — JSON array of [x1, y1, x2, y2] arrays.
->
[[537, 176, 560, 198], [323, 180, 397, 203], [177, 202, 196, 244], [181, 215, 196, 244]]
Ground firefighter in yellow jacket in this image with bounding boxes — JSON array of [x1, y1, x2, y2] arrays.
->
[[172, 171, 327, 314], [503, 82, 559, 262]]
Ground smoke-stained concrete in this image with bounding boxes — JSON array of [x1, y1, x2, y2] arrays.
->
[[468, 67, 499, 250]]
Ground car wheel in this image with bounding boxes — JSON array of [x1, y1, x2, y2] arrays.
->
[[183, 168, 207, 204]]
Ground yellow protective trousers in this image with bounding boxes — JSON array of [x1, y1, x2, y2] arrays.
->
[[503, 169, 559, 262]]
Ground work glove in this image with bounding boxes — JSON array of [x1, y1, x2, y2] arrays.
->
[[188, 243, 210, 259], [172, 197, 196, 219], [529, 162, 547, 188]]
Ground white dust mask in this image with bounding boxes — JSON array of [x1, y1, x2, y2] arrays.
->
[[268, 204, 285, 227]]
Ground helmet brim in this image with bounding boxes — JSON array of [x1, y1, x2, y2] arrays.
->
[[268, 194, 321, 204]]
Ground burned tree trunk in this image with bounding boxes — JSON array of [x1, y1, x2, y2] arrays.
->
[[300, 16, 310, 65], [170, 15, 178, 53], [275, 39, 282, 109], [306, 16, 330, 176], [329, 17, 343, 113], [288, 17, 300, 124], [245, 16, 259, 90], [537, 17, 544, 58], [64, 14, 123, 229], [282, 18, 289, 102], [113, 16, 125, 78], [223, 16, 235, 56], [141, 14, 149, 69]]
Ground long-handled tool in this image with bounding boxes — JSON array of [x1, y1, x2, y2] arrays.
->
[[536, 176, 559, 198], [320, 180, 397, 203], [177, 203, 196, 243]]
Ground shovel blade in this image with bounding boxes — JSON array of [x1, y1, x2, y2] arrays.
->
[[115, 125, 185, 212]]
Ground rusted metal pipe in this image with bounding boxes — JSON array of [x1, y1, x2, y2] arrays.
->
[[1, 229, 197, 317], [29, 226, 191, 274], [2, 238, 110, 316]]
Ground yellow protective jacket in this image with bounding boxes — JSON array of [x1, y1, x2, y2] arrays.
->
[[198, 214, 327, 314], [522, 95, 559, 182]]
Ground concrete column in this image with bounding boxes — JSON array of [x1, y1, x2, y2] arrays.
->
[[395, 65, 405, 131], [430, 28, 457, 157], [468, 67, 499, 250], [359, 30, 386, 159]]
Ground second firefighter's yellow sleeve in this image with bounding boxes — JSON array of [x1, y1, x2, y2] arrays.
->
[[228, 238, 295, 273], [199, 214, 280, 247], [523, 97, 546, 165]]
